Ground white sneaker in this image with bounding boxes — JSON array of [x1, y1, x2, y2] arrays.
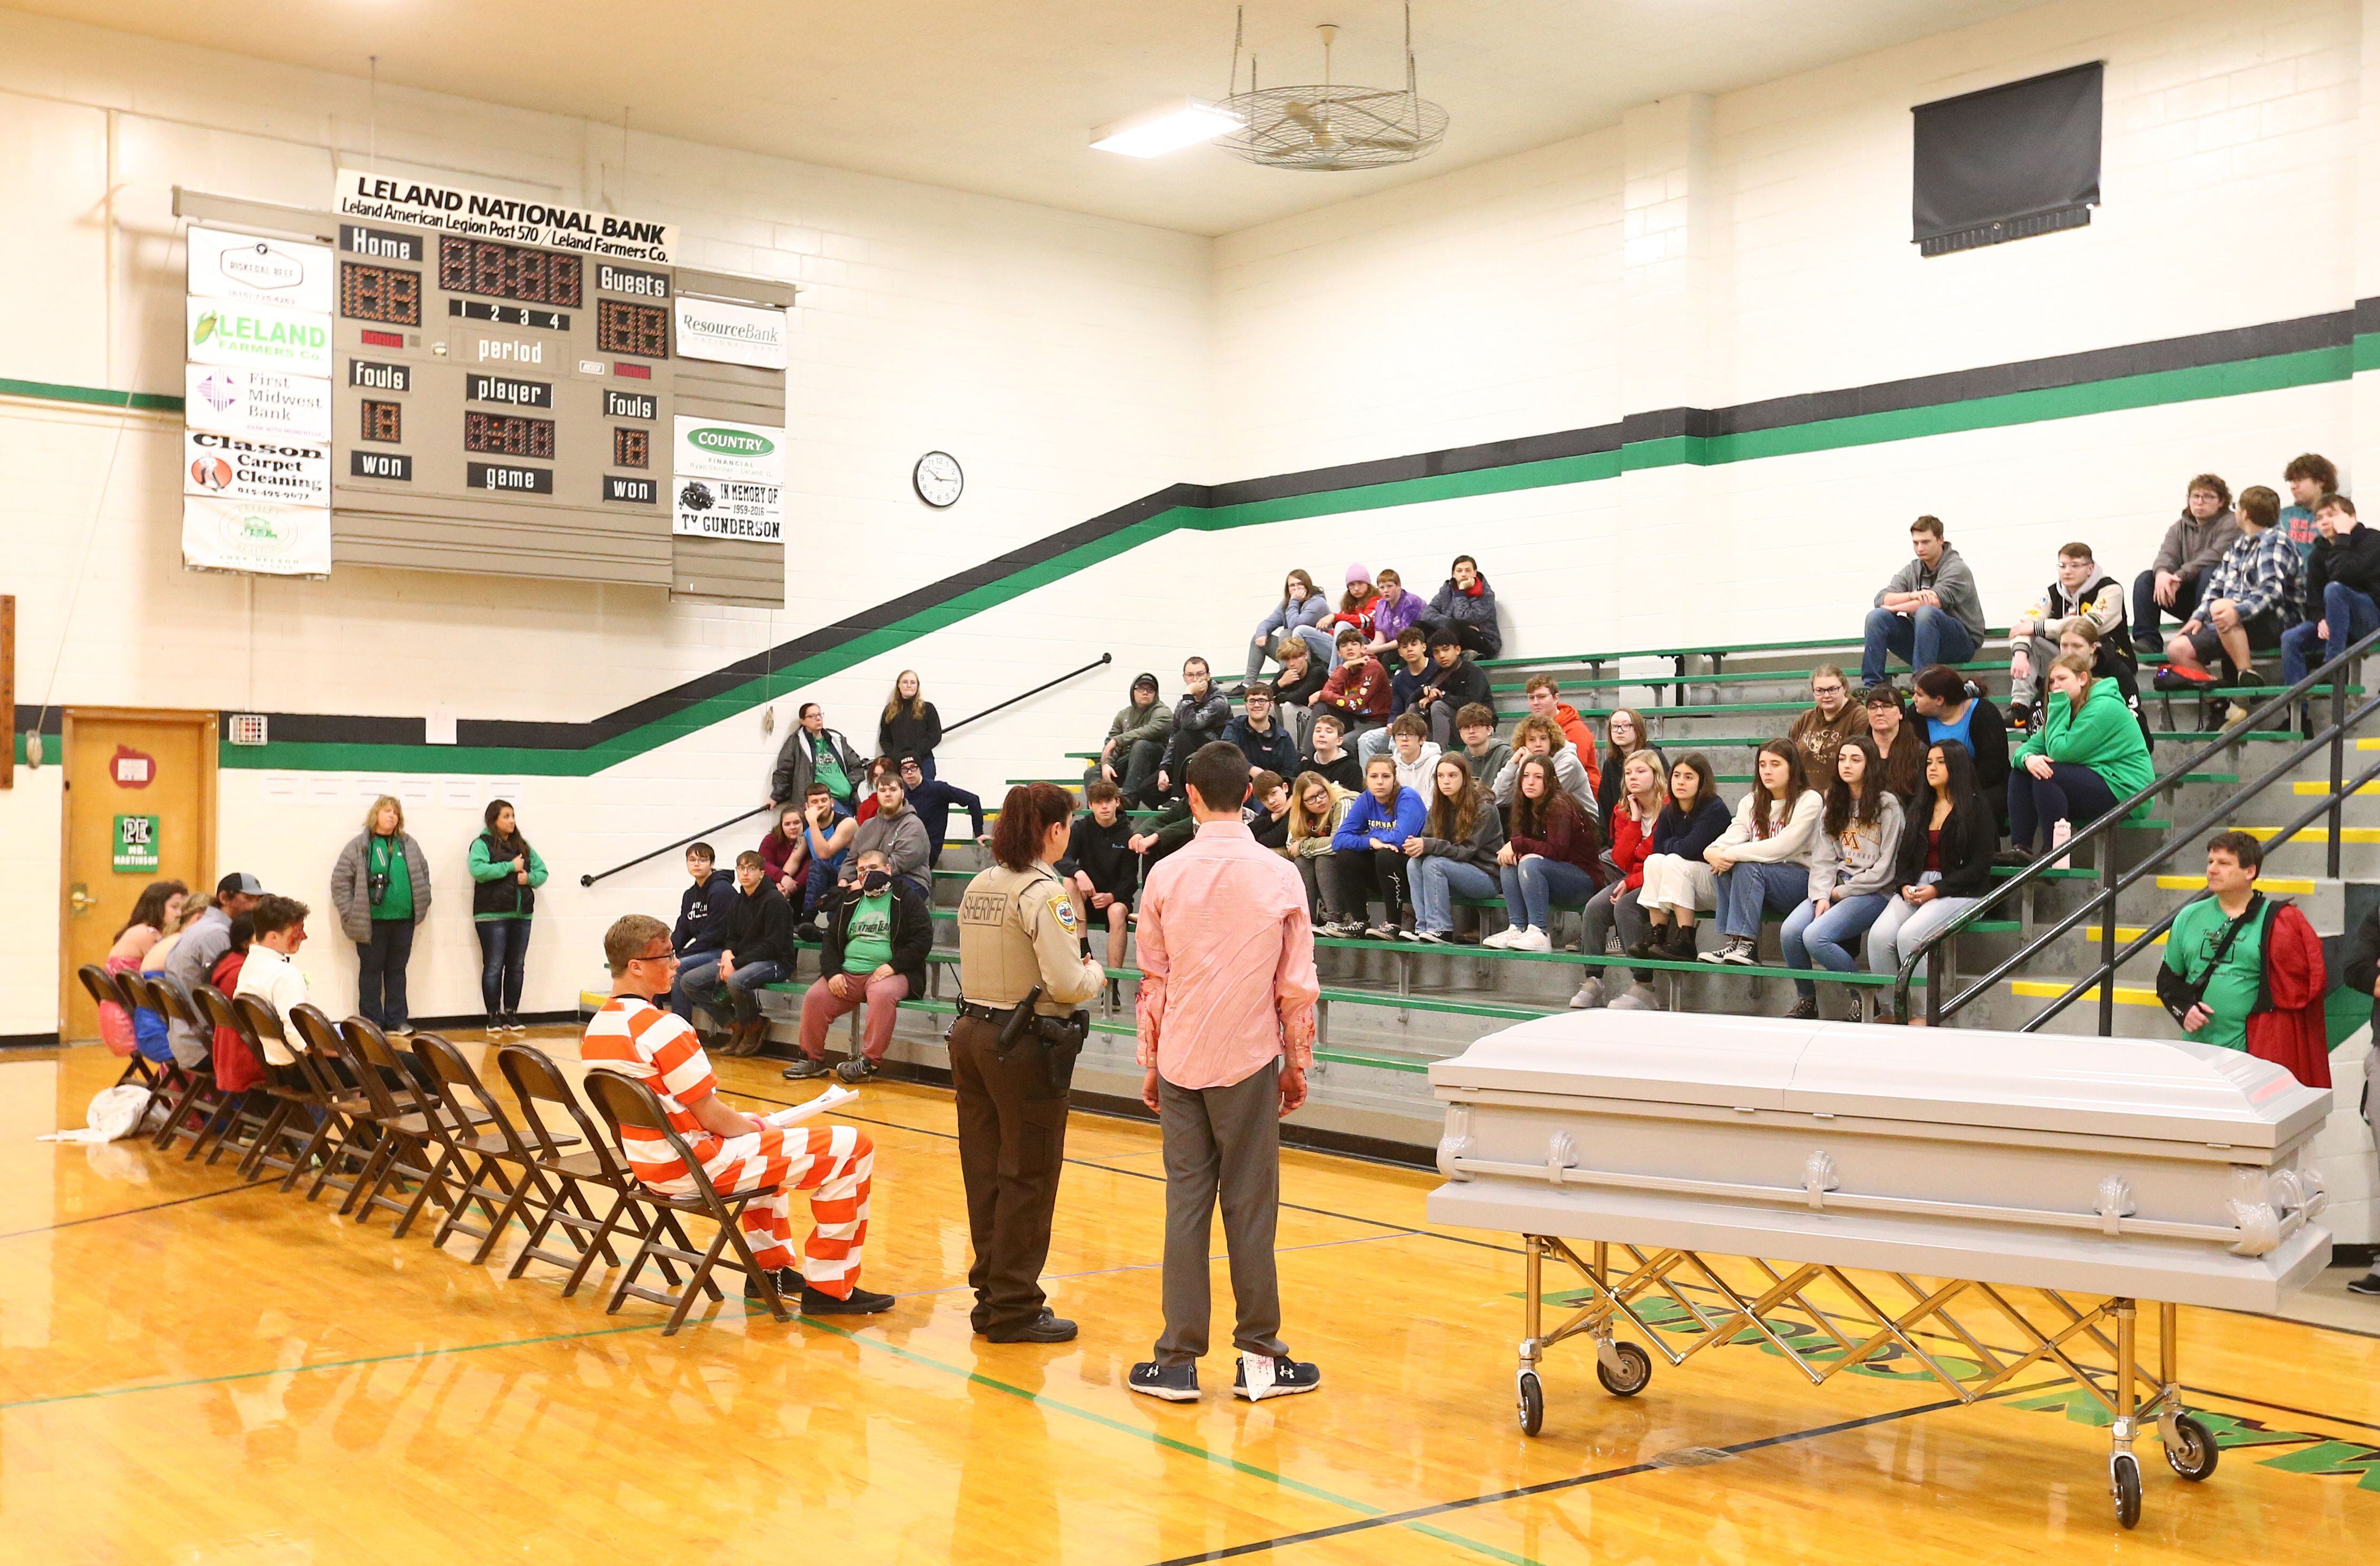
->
[[1509, 927, 1552, 953], [1569, 976, 1605, 1010], [1481, 926, 1519, 950], [1607, 983, 1661, 1011]]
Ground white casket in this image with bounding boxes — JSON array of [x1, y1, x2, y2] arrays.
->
[[1426, 1011, 2331, 1312]]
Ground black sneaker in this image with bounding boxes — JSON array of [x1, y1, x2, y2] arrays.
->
[[744, 1265, 802, 1302], [802, 1284, 895, 1315], [833, 1056, 879, 1085], [1364, 924, 1398, 942], [1409, 928, 1449, 945], [1784, 996, 1819, 1020], [1233, 1353, 1322, 1401], [2347, 1272, 2380, 1297], [1128, 1360, 1201, 1401], [781, 1057, 831, 1080], [986, 1307, 1079, 1344]]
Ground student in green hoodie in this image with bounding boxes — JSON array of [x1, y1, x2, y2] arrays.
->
[[2006, 653, 2154, 859]]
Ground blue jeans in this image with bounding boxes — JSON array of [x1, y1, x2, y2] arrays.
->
[[2280, 581, 2380, 685], [669, 950, 724, 1019], [1861, 605, 1978, 685], [2006, 762, 2117, 854], [1780, 893, 1889, 999], [474, 918, 530, 1018], [1412, 855, 1501, 934], [1498, 856, 1597, 932], [717, 959, 788, 1025], [1714, 861, 1808, 941]]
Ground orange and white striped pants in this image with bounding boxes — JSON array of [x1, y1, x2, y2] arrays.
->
[[654, 1122, 874, 1295]]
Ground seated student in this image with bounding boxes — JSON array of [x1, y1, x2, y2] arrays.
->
[[2281, 493, 2380, 686], [1521, 675, 1599, 792], [2134, 474, 2241, 654], [795, 783, 858, 934], [1363, 567, 1429, 662], [1322, 564, 1382, 660], [1700, 739, 1823, 967], [1310, 626, 1392, 744], [1283, 770, 1354, 922], [758, 807, 807, 907], [785, 847, 933, 1084], [1267, 632, 1330, 727], [2059, 619, 2152, 749], [1595, 709, 1661, 826], [2007, 541, 2129, 730], [2160, 485, 2305, 689], [1866, 739, 1993, 1022], [1154, 656, 1233, 802], [1909, 664, 2011, 832], [1223, 685, 1302, 781], [1300, 709, 1366, 793], [1090, 673, 1175, 805], [2279, 454, 2338, 559], [1061, 779, 1139, 971], [849, 759, 931, 899], [1491, 715, 1596, 818], [1426, 554, 1502, 658], [1485, 754, 1601, 954], [893, 753, 987, 868], [1785, 665, 1865, 796], [1404, 754, 1507, 944], [583, 914, 890, 1315], [138, 894, 213, 1066], [1383, 713, 1443, 797], [1573, 750, 1663, 1010], [878, 670, 944, 780], [1412, 626, 1492, 748], [1241, 568, 1334, 689], [768, 702, 866, 815], [233, 894, 314, 1062], [1631, 754, 1730, 961], [1781, 735, 1905, 1021], [671, 842, 739, 1020], [1861, 516, 1986, 686], [1249, 770, 1292, 851], [1358, 625, 1436, 762], [1130, 779, 1268, 868], [208, 914, 264, 1095], [1323, 753, 1427, 940], [2009, 652, 2155, 861], [686, 850, 796, 1057], [1454, 702, 1509, 794], [2163, 832, 2326, 1079], [1860, 684, 1926, 805]]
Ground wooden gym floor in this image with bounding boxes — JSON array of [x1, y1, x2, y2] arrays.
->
[[4, 1036, 2377, 1564]]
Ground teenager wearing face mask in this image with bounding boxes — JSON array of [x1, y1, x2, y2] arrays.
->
[[786, 847, 934, 1083]]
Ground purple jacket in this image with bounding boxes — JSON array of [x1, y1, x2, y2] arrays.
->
[[1374, 588, 1428, 646]]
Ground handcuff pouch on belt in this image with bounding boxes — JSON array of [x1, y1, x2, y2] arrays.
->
[[992, 986, 1090, 1100]]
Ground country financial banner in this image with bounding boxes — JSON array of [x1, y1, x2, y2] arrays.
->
[[334, 168, 677, 263], [673, 416, 783, 543], [181, 496, 332, 577], [183, 365, 333, 440]]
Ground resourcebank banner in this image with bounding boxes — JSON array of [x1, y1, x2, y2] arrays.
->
[[334, 168, 677, 264], [673, 295, 787, 370], [673, 416, 784, 543], [182, 496, 332, 577]]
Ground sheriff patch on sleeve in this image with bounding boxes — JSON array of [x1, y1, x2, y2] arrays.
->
[[1047, 895, 1080, 935]]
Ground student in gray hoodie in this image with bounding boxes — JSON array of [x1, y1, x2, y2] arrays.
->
[[2132, 473, 2240, 654], [1861, 516, 1986, 685], [1780, 734, 1905, 1021]]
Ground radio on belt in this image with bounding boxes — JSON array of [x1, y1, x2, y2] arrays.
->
[[1425, 1009, 2330, 1530]]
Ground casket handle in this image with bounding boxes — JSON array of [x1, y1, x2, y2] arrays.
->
[[1436, 1105, 1475, 1183], [1547, 1132, 1579, 1187], [1802, 1151, 1838, 1210], [2094, 1176, 2136, 1237]]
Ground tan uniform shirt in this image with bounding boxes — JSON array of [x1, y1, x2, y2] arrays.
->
[[956, 860, 1104, 1015]]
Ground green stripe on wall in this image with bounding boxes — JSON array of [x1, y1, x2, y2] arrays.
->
[[0, 377, 182, 413]]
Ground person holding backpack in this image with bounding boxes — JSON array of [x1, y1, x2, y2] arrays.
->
[[468, 799, 547, 1035]]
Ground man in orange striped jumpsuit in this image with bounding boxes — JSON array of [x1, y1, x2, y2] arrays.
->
[[582, 914, 892, 1315]]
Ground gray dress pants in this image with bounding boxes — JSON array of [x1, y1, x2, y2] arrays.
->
[[1154, 1058, 1291, 1365]]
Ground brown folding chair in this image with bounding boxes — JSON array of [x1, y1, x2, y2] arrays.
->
[[143, 978, 228, 1155], [186, 982, 277, 1165], [410, 1033, 554, 1266], [284, 1005, 381, 1208], [77, 964, 159, 1091], [582, 1069, 792, 1334], [494, 1043, 649, 1296], [232, 993, 336, 1187], [337, 1016, 461, 1235]]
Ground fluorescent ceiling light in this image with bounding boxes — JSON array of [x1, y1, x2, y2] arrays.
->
[[1090, 98, 1241, 158]]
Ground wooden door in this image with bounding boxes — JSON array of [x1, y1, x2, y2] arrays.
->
[[59, 709, 217, 1040]]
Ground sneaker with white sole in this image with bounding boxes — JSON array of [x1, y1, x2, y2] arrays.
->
[[1719, 935, 1760, 965], [1569, 976, 1606, 1009], [1508, 926, 1552, 953], [1234, 1353, 1322, 1401], [1408, 928, 1449, 945], [1129, 1360, 1201, 1401], [1480, 926, 1519, 950], [1607, 983, 1660, 1011]]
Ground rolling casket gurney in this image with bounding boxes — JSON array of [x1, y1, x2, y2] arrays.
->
[[1426, 1011, 2331, 1529]]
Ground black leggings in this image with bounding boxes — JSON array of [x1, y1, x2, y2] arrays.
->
[[2007, 763, 2116, 853], [1324, 848, 1411, 923]]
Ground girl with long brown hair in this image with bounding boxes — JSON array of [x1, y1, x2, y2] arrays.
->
[[1780, 735, 1905, 1020], [1405, 754, 1507, 943], [1699, 738, 1823, 966], [1242, 567, 1334, 687], [1486, 754, 1600, 953], [877, 669, 944, 779]]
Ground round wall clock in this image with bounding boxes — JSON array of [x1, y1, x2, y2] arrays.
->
[[913, 450, 963, 507]]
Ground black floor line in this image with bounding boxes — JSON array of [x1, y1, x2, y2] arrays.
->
[[0, 1178, 269, 1241], [2184, 1384, 2380, 1436]]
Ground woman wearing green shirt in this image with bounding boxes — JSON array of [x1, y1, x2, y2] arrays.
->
[[332, 795, 433, 1034], [468, 798, 548, 1034], [2007, 652, 2155, 860]]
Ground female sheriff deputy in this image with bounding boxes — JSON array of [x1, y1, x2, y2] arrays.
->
[[952, 781, 1104, 1345]]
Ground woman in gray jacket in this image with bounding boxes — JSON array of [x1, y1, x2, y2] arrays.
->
[[1404, 754, 1507, 943], [1780, 736, 1903, 1020], [332, 794, 433, 1034]]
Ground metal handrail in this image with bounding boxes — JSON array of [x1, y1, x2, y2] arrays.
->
[[1895, 620, 2380, 1031], [577, 653, 1113, 888]]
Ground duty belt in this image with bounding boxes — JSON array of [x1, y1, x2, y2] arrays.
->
[[957, 1000, 1024, 1024]]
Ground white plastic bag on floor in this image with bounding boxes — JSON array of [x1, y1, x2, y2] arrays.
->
[[38, 1085, 154, 1143]]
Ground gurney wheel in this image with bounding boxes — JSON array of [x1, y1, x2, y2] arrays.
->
[[2111, 1452, 2142, 1529], [1516, 1371, 1544, 1437], [1596, 1341, 1652, 1398], [2165, 1415, 2218, 1481]]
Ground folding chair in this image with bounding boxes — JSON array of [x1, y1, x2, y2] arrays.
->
[[410, 1033, 553, 1266], [76, 964, 159, 1091], [495, 1043, 651, 1297], [582, 1069, 793, 1335], [233, 994, 337, 1188], [143, 978, 227, 1155], [336, 1016, 462, 1235], [284, 1006, 383, 1208], [186, 982, 278, 1166]]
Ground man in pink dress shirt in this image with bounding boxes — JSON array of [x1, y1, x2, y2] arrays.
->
[[1127, 741, 1324, 1404]]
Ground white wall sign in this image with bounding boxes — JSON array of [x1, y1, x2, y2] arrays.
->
[[672, 295, 787, 369], [182, 496, 332, 577], [333, 167, 676, 263], [672, 416, 784, 542], [186, 297, 332, 375], [183, 365, 333, 440], [182, 430, 332, 508], [186, 226, 335, 313]]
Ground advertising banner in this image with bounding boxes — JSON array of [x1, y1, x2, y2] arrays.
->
[[673, 295, 788, 369], [334, 168, 676, 263], [183, 430, 332, 508], [182, 496, 333, 577], [672, 416, 783, 542], [183, 365, 333, 440], [186, 297, 333, 375], [186, 226, 335, 313]]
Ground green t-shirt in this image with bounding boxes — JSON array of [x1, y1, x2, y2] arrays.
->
[[2163, 896, 2265, 1051], [369, 833, 414, 922], [811, 734, 852, 802], [842, 891, 895, 973]]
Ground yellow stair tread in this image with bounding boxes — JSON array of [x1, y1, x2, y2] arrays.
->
[[2154, 873, 2316, 893]]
